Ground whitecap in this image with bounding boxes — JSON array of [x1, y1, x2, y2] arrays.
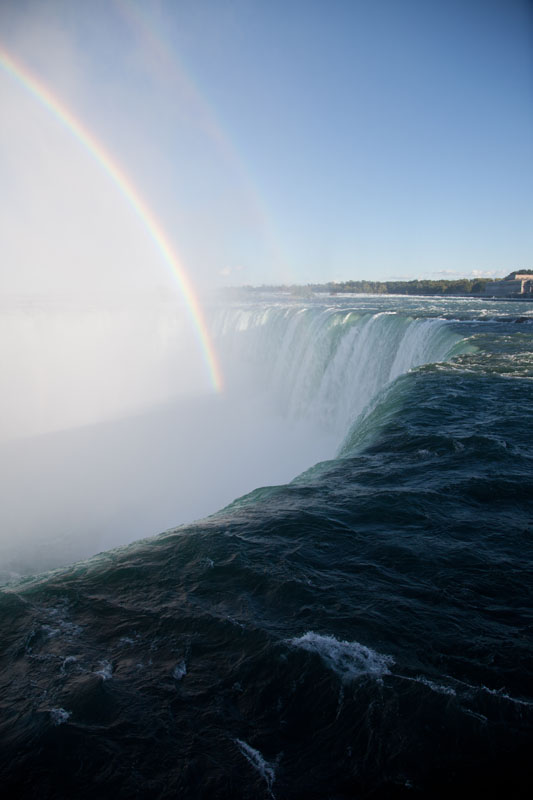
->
[[50, 708, 71, 726], [399, 674, 456, 696], [480, 685, 533, 707], [173, 660, 187, 680], [41, 624, 60, 638], [58, 621, 82, 637], [94, 660, 113, 680], [453, 677, 533, 708], [288, 632, 394, 682], [234, 739, 276, 797], [462, 708, 488, 723], [60, 655, 78, 675]]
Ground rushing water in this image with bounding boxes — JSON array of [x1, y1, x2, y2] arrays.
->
[[1, 294, 532, 798]]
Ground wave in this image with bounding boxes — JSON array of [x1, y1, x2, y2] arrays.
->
[[234, 739, 277, 798], [287, 631, 394, 682]]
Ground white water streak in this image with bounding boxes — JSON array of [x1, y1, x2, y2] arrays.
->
[[288, 631, 394, 683], [234, 738, 276, 797]]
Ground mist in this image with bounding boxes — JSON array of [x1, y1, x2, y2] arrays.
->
[[0, 4, 329, 582], [0, 290, 342, 582], [0, 79, 332, 580]]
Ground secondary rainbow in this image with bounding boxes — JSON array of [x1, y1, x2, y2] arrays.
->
[[0, 46, 223, 392]]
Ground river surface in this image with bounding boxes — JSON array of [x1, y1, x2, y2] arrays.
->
[[1, 294, 532, 798]]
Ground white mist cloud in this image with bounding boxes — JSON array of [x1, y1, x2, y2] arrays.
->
[[0, 65, 177, 297], [429, 269, 506, 279], [0, 2, 327, 583], [470, 269, 505, 279], [0, 62, 217, 432], [0, 353, 337, 582], [219, 265, 247, 278]]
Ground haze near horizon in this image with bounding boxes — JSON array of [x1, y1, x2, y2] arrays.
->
[[1, 0, 531, 294], [0, 0, 532, 575]]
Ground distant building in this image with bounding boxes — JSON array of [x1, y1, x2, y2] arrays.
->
[[514, 273, 533, 284], [483, 274, 533, 297]]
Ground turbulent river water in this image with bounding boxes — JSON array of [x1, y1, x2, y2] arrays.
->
[[1, 293, 532, 798]]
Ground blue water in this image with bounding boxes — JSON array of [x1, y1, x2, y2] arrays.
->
[[1, 294, 532, 798]]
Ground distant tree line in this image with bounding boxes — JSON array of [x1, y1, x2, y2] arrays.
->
[[230, 271, 531, 297], [307, 278, 492, 296]]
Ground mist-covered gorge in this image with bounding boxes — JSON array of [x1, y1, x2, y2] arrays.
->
[[0, 294, 485, 582], [213, 300, 466, 447]]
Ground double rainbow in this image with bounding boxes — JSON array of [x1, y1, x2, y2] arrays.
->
[[0, 46, 223, 392]]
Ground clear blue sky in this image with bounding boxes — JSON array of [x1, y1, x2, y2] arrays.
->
[[1, 0, 532, 290]]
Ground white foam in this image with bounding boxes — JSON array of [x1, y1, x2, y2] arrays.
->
[[41, 624, 61, 638], [59, 621, 82, 637], [453, 677, 533, 708], [50, 707, 71, 726], [400, 674, 456, 696], [462, 709, 488, 723], [60, 655, 78, 675], [94, 659, 113, 680], [288, 632, 394, 682], [173, 660, 187, 681], [480, 685, 533, 707], [234, 739, 276, 797], [41, 619, 81, 639], [418, 677, 456, 696]]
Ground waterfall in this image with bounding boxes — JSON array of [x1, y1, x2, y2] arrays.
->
[[214, 303, 462, 448], [0, 297, 465, 579]]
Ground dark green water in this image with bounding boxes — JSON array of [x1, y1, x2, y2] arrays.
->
[[1, 295, 532, 798]]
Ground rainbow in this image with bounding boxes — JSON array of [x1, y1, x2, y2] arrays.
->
[[0, 46, 223, 392], [114, 0, 293, 285]]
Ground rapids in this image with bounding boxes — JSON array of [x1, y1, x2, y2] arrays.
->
[[0, 293, 532, 798]]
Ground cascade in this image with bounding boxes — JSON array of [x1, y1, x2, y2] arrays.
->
[[215, 303, 462, 449], [0, 298, 464, 579]]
